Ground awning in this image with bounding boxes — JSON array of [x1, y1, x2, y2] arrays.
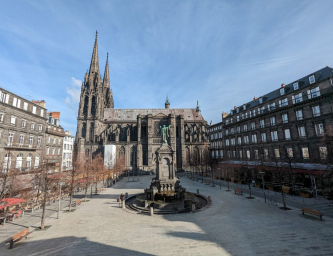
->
[[0, 198, 25, 210]]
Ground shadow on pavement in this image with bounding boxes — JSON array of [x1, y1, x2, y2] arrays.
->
[[1, 236, 155, 256]]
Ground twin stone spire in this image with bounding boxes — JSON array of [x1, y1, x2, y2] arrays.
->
[[86, 31, 110, 89]]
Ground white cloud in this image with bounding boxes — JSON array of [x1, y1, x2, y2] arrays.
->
[[66, 77, 81, 103], [65, 77, 81, 110]]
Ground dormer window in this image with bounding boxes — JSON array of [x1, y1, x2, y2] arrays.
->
[[309, 75, 315, 84], [259, 97, 263, 104], [243, 104, 246, 110], [280, 88, 285, 95], [293, 82, 299, 90], [236, 108, 239, 113], [230, 110, 233, 115]]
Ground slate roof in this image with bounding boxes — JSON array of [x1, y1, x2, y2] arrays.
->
[[104, 108, 206, 122], [229, 66, 333, 115]]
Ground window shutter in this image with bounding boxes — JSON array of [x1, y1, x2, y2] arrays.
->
[[307, 90, 311, 99], [5, 94, 9, 104], [279, 100, 281, 107], [13, 97, 17, 107], [316, 86, 320, 96], [292, 95, 295, 104], [17, 99, 21, 108]]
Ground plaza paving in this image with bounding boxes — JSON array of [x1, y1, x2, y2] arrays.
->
[[1, 175, 333, 256]]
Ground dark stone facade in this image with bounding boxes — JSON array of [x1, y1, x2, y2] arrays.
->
[[210, 67, 333, 169], [75, 34, 209, 171]]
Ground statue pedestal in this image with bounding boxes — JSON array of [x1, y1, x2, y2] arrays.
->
[[145, 143, 185, 200]]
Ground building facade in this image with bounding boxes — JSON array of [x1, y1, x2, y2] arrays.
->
[[216, 67, 333, 181], [75, 33, 210, 172], [0, 89, 47, 171], [62, 131, 74, 171]]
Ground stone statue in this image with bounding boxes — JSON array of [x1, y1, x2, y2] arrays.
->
[[160, 124, 172, 144]]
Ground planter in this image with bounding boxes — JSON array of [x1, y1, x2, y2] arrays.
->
[[282, 188, 290, 194], [300, 193, 309, 198], [256, 185, 261, 188]]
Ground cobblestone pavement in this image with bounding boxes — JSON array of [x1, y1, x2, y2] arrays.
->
[[188, 174, 333, 218], [1, 175, 332, 256]]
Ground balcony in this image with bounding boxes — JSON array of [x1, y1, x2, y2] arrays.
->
[[46, 128, 66, 137], [4, 143, 39, 151]]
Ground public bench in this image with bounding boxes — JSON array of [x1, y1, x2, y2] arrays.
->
[[302, 207, 323, 220], [234, 189, 243, 195], [205, 180, 210, 185], [6, 228, 32, 249]]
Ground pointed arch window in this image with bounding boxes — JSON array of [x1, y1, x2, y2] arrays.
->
[[91, 96, 96, 116], [83, 96, 89, 116]]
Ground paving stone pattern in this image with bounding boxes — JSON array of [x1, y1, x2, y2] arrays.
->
[[0, 176, 332, 256]]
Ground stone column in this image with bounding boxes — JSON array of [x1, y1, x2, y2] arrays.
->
[[180, 115, 185, 170], [137, 115, 142, 168], [147, 114, 153, 170]]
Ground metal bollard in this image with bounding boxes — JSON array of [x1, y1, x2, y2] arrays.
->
[[192, 204, 196, 212], [22, 211, 24, 217], [208, 196, 211, 203], [197, 189, 200, 194], [121, 200, 125, 209], [150, 206, 154, 216]]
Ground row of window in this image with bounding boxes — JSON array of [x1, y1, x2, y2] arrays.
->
[[3, 114, 44, 131], [63, 144, 73, 150], [226, 86, 321, 125], [63, 152, 72, 160], [3, 154, 40, 170], [46, 147, 61, 155], [210, 132, 223, 140], [225, 106, 320, 136], [224, 123, 324, 146], [0, 91, 45, 117], [223, 145, 327, 160], [47, 136, 62, 145], [7, 132, 42, 147]]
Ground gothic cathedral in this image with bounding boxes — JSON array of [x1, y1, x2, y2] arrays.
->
[[75, 33, 209, 172]]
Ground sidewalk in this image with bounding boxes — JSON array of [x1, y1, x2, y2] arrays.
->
[[182, 173, 333, 218], [0, 182, 105, 246]]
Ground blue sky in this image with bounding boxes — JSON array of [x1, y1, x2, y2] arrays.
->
[[1, 1, 333, 136]]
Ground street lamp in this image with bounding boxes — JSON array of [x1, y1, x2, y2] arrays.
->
[[217, 168, 221, 189], [259, 172, 265, 192], [57, 181, 63, 219]]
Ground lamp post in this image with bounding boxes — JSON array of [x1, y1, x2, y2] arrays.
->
[[217, 168, 221, 189], [259, 172, 265, 192], [57, 181, 63, 219]]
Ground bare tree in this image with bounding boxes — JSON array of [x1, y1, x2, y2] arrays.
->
[[269, 156, 288, 210]]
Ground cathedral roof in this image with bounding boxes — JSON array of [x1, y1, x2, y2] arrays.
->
[[104, 108, 206, 122]]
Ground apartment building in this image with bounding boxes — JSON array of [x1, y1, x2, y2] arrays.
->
[[62, 131, 74, 171], [0, 88, 47, 171], [45, 112, 65, 172], [222, 66, 333, 165]]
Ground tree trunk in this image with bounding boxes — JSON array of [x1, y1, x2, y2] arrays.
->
[[249, 183, 252, 198], [40, 177, 48, 229], [84, 184, 88, 201]]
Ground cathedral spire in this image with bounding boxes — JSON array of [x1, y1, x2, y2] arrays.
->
[[89, 31, 99, 77], [103, 53, 110, 87]]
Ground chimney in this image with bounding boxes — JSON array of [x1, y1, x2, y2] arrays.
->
[[281, 83, 285, 88], [253, 96, 258, 100], [234, 106, 237, 109], [49, 112, 61, 121], [32, 100, 46, 108]]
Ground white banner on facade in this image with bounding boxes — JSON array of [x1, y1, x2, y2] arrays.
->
[[104, 145, 116, 169]]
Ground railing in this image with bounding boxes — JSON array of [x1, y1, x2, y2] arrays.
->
[[46, 128, 66, 136], [4, 143, 39, 150]]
